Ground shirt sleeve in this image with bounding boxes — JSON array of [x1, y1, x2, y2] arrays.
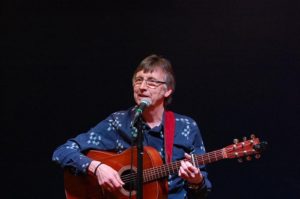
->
[[52, 113, 120, 174]]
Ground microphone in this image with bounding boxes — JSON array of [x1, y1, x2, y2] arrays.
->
[[131, 98, 152, 126]]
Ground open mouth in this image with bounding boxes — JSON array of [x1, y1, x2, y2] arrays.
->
[[138, 94, 149, 98]]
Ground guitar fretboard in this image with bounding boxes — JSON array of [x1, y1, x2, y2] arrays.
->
[[143, 149, 224, 183]]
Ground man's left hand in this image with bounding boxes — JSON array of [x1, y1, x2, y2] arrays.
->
[[178, 153, 204, 184]]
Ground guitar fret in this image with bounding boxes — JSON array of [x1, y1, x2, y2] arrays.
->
[[154, 167, 157, 180], [207, 153, 211, 163], [156, 166, 161, 179], [169, 163, 173, 173], [209, 151, 215, 162], [200, 153, 204, 164], [160, 165, 164, 179], [214, 151, 217, 161], [144, 173, 147, 182], [164, 165, 170, 177], [172, 162, 178, 173], [195, 156, 199, 167]]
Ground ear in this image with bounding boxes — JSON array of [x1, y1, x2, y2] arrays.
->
[[164, 88, 173, 98]]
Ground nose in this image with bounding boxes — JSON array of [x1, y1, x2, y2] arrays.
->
[[139, 80, 148, 89]]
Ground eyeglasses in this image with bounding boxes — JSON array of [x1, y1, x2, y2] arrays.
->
[[134, 77, 166, 89]]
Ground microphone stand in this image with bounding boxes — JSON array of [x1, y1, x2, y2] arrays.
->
[[132, 117, 144, 199]]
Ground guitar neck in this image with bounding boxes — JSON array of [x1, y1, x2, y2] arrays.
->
[[143, 148, 225, 183]]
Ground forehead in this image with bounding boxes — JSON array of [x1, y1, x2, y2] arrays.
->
[[135, 68, 166, 79]]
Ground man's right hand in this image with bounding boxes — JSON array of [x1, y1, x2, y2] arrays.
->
[[88, 160, 124, 192]]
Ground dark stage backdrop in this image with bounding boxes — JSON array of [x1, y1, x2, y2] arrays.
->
[[2, 1, 299, 198]]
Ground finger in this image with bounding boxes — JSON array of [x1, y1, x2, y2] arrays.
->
[[180, 160, 188, 170], [179, 166, 188, 178], [103, 180, 115, 191], [179, 161, 193, 178], [189, 166, 199, 174], [115, 173, 124, 185], [106, 187, 112, 192], [188, 170, 196, 178], [180, 166, 196, 179], [98, 173, 116, 189], [184, 161, 199, 173], [183, 160, 197, 175], [112, 170, 126, 188], [184, 153, 191, 159], [183, 161, 199, 178], [109, 178, 123, 190]]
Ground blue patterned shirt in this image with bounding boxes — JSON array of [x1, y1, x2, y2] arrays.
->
[[52, 107, 212, 198]]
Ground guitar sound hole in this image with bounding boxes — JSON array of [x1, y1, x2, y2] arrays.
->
[[121, 169, 136, 192]]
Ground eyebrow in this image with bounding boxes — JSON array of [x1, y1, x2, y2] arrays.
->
[[135, 76, 158, 81]]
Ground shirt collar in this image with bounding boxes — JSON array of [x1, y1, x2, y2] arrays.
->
[[130, 107, 167, 132]]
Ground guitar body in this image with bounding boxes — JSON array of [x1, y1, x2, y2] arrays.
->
[[64, 146, 168, 199]]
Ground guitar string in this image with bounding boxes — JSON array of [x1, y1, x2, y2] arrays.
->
[[121, 150, 224, 183], [121, 155, 224, 183], [120, 150, 224, 183], [120, 150, 224, 182]]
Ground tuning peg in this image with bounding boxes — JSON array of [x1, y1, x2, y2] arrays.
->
[[255, 154, 261, 159], [243, 136, 247, 141], [250, 134, 256, 139], [246, 156, 252, 161], [233, 138, 239, 144], [238, 158, 243, 163]]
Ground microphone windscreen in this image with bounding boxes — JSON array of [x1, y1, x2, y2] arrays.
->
[[141, 98, 152, 106]]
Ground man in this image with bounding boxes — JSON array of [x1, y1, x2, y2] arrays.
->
[[52, 54, 212, 198]]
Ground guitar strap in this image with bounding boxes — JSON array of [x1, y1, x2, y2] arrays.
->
[[164, 111, 175, 164]]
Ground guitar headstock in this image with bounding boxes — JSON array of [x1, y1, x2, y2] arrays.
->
[[225, 134, 267, 162]]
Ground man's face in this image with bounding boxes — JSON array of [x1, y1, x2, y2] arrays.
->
[[133, 68, 172, 107]]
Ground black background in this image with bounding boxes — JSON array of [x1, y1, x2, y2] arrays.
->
[[2, 0, 299, 198]]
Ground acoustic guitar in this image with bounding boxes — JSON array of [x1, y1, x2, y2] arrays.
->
[[64, 135, 267, 199]]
